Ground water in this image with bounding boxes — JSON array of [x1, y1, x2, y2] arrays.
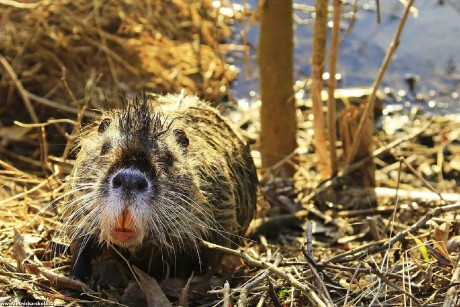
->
[[227, 0, 460, 114]]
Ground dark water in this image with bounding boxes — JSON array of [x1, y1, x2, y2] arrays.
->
[[228, 0, 460, 114]]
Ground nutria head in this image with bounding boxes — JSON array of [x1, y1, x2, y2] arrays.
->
[[64, 96, 215, 253]]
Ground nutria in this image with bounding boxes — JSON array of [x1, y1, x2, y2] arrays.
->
[[63, 93, 258, 284]]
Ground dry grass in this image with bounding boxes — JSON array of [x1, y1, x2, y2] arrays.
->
[[0, 0, 235, 127]]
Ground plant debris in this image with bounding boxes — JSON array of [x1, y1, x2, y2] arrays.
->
[[0, 0, 235, 128]]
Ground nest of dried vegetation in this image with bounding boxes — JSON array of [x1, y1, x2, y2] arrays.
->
[[1, 1, 460, 306]]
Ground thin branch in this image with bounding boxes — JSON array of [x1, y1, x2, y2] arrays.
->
[[27, 91, 98, 118], [0, 0, 42, 9], [340, 0, 358, 43], [346, 0, 415, 164]]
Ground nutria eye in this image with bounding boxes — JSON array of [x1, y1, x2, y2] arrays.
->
[[98, 118, 111, 134], [173, 129, 189, 148], [101, 140, 111, 155]]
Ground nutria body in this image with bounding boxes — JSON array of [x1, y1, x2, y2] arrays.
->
[[65, 94, 258, 282]]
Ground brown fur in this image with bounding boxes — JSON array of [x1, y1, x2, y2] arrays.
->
[[63, 94, 258, 281]]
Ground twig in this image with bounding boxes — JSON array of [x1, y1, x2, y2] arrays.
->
[[201, 240, 327, 307], [0, 0, 42, 9], [332, 202, 460, 263], [346, 0, 415, 164], [27, 91, 98, 118], [367, 261, 422, 305], [261, 148, 298, 178], [303, 122, 430, 203], [14, 119, 77, 127], [305, 221, 314, 257], [340, 0, 358, 43], [0, 55, 39, 123], [443, 253, 460, 307], [223, 280, 231, 307], [301, 245, 336, 305], [343, 262, 361, 307], [322, 239, 387, 264], [401, 158, 452, 204], [387, 158, 402, 237], [25, 263, 91, 293], [320, 263, 405, 281], [237, 256, 282, 307]]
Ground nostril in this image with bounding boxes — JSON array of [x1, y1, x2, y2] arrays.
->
[[112, 174, 123, 189], [136, 179, 148, 191], [111, 170, 149, 192]]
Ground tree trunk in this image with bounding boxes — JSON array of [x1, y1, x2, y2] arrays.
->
[[259, 0, 296, 176], [327, 0, 341, 176], [311, 0, 331, 179]]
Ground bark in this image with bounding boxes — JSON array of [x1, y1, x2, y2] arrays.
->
[[339, 104, 376, 187], [327, 0, 341, 176], [311, 0, 331, 179], [259, 0, 297, 176]]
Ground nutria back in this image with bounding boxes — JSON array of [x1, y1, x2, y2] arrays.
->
[[64, 94, 258, 280]]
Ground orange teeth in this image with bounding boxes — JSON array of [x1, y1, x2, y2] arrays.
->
[[115, 209, 133, 231]]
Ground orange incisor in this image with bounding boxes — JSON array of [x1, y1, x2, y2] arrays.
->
[[115, 209, 133, 231]]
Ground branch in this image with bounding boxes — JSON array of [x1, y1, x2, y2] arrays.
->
[[330, 202, 460, 263], [201, 240, 328, 307], [302, 122, 430, 203], [346, 0, 415, 164]]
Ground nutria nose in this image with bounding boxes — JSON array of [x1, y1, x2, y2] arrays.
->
[[112, 170, 148, 192]]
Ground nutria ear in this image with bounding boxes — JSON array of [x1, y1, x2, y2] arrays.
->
[[98, 118, 111, 134], [173, 129, 189, 149]]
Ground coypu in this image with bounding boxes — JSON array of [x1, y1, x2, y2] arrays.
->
[[63, 93, 258, 285]]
